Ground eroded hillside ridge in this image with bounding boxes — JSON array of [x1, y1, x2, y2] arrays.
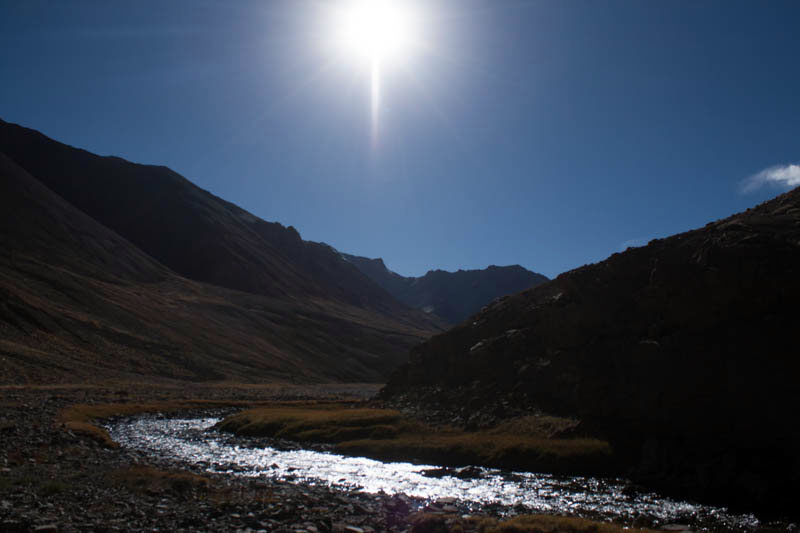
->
[[0, 120, 439, 384], [381, 187, 800, 515], [340, 253, 548, 324], [0, 118, 431, 319]]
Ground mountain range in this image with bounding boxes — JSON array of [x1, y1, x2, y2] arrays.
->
[[0, 118, 544, 384], [339, 253, 548, 324]]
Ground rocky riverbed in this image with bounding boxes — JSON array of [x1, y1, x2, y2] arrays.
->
[[0, 384, 427, 532], [0, 384, 795, 532]]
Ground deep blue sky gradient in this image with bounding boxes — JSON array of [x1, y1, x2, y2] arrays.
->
[[2, 0, 799, 278]]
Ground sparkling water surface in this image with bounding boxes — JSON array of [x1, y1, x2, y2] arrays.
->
[[108, 416, 771, 531]]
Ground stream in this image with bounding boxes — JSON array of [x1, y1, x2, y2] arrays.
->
[[107, 415, 784, 531]]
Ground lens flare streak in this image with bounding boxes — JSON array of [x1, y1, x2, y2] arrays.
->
[[370, 59, 381, 147], [334, 0, 417, 149]]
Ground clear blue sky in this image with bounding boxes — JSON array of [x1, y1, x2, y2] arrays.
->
[[2, 0, 799, 278]]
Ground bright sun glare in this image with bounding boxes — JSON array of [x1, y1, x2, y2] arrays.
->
[[333, 0, 419, 147], [338, 0, 415, 65]]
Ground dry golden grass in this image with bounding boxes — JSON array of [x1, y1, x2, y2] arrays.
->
[[410, 513, 657, 533], [338, 433, 610, 473], [216, 403, 415, 442], [217, 405, 612, 474], [473, 515, 657, 533], [58, 402, 188, 448], [489, 415, 581, 439], [57, 398, 282, 448], [59, 399, 610, 473]]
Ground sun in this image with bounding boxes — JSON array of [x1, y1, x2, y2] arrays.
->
[[337, 0, 416, 65], [331, 0, 420, 147]]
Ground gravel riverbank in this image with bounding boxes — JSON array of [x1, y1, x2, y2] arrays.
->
[[0, 384, 440, 532]]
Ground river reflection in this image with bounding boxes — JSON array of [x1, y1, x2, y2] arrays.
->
[[108, 416, 764, 531]]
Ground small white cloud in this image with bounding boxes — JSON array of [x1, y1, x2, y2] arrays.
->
[[741, 163, 800, 193]]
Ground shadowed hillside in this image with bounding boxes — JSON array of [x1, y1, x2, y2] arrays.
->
[[0, 118, 431, 318], [381, 187, 800, 515], [0, 122, 441, 384], [340, 253, 548, 324]]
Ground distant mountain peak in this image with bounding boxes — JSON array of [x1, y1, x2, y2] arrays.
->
[[339, 252, 548, 324]]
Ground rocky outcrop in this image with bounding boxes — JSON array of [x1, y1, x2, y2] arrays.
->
[[340, 253, 548, 324], [381, 187, 800, 516]]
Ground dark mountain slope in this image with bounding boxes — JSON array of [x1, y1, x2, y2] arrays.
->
[[381, 188, 800, 514], [340, 253, 548, 324], [0, 118, 423, 319], [0, 148, 435, 384], [0, 152, 168, 284], [339, 256, 411, 297]]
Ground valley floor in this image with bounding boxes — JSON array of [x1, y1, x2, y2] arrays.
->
[[0, 383, 772, 533], [1, 383, 409, 533]]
